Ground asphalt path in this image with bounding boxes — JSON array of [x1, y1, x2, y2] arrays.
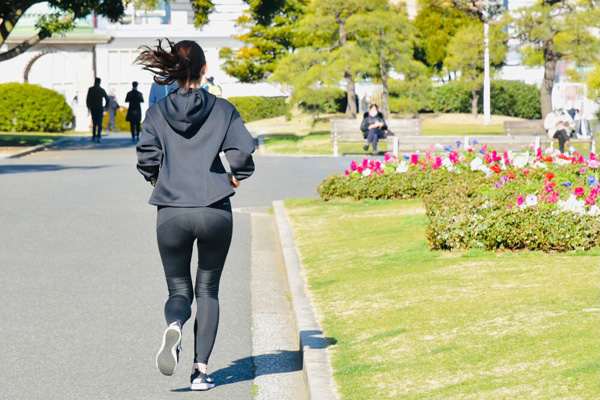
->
[[0, 133, 348, 400]]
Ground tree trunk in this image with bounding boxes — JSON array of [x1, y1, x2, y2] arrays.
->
[[338, 18, 356, 118], [471, 86, 479, 117], [541, 39, 557, 120], [378, 48, 389, 119]]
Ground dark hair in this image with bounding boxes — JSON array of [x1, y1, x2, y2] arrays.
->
[[132, 81, 138, 88], [95, 77, 101, 85], [135, 38, 206, 90], [369, 104, 379, 111]]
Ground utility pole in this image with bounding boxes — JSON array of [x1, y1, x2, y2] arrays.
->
[[483, 5, 491, 125]]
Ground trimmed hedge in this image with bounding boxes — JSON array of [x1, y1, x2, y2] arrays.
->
[[227, 96, 289, 123], [0, 83, 74, 132], [298, 87, 348, 114], [423, 80, 541, 119], [102, 107, 130, 132]]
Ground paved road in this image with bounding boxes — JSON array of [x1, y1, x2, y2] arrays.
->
[[0, 133, 349, 400]]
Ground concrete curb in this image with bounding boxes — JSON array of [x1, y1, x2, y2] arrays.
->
[[272, 200, 339, 400], [1, 136, 80, 159]]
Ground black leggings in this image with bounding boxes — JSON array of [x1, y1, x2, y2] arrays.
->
[[553, 129, 570, 153], [156, 197, 233, 364]]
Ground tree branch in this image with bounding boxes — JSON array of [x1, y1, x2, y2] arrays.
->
[[0, 29, 50, 62]]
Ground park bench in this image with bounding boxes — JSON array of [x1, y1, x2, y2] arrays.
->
[[385, 135, 549, 155], [330, 118, 421, 156], [503, 119, 597, 154]]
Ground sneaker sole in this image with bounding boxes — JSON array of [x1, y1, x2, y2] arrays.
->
[[156, 326, 181, 376], [190, 382, 215, 391]]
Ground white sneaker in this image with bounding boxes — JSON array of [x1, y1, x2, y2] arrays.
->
[[190, 369, 216, 391], [156, 321, 182, 376]]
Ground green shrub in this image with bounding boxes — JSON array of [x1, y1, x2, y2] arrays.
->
[[298, 87, 348, 115], [389, 78, 433, 113], [0, 83, 74, 132], [430, 81, 472, 113], [102, 107, 130, 132], [427, 80, 541, 118], [487, 80, 541, 119], [227, 96, 289, 122]]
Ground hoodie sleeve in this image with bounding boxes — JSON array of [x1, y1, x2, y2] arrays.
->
[[136, 113, 163, 182], [221, 108, 255, 181], [360, 114, 370, 132]]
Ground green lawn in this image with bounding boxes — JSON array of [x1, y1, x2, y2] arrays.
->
[[285, 198, 599, 399], [263, 132, 388, 156], [0, 132, 79, 147]]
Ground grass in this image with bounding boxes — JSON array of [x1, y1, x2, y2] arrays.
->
[[263, 132, 387, 156], [284, 198, 599, 399], [0, 131, 79, 147]]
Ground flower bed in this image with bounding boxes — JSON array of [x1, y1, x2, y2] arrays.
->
[[318, 146, 600, 251]]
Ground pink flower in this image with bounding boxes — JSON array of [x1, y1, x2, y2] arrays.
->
[[350, 160, 357, 171], [517, 196, 524, 206], [588, 159, 599, 168], [574, 187, 585, 197], [433, 157, 442, 169], [581, 168, 587, 173], [384, 153, 390, 162], [345, 170, 350, 175], [410, 154, 419, 165]]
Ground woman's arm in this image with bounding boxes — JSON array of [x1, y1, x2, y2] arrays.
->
[[136, 113, 163, 183], [360, 116, 370, 132], [221, 109, 255, 181]]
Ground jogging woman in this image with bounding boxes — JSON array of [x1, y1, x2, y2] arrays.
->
[[135, 39, 255, 391]]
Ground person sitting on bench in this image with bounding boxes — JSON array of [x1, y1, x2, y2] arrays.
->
[[544, 107, 575, 154], [360, 104, 387, 155]]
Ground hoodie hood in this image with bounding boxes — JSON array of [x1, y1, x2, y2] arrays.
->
[[158, 88, 217, 138]]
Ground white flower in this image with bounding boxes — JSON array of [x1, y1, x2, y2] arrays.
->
[[395, 161, 409, 174], [442, 157, 454, 171], [588, 205, 600, 216], [525, 194, 538, 207], [470, 157, 483, 171], [362, 168, 372, 177], [557, 194, 586, 214], [435, 143, 443, 149], [512, 155, 529, 169]]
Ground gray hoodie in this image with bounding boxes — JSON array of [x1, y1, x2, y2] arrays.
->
[[136, 88, 255, 207]]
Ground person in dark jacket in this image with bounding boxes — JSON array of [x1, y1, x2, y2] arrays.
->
[[360, 104, 387, 155], [105, 90, 120, 132], [86, 78, 109, 143], [135, 38, 255, 391], [125, 81, 144, 141]]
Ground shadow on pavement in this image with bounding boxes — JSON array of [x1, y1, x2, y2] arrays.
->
[[57, 137, 139, 152], [0, 164, 109, 174], [170, 350, 302, 392]]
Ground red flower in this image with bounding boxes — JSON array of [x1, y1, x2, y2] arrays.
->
[[574, 187, 585, 197], [490, 164, 501, 173], [507, 172, 515, 180], [523, 169, 530, 175], [543, 156, 553, 163], [545, 172, 555, 181]]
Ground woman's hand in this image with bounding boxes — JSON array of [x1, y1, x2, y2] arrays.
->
[[151, 178, 157, 187], [227, 172, 241, 189]]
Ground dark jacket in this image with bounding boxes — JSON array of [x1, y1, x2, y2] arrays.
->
[[125, 89, 144, 122], [86, 85, 109, 111], [360, 112, 387, 138], [107, 95, 119, 113], [136, 88, 255, 207]]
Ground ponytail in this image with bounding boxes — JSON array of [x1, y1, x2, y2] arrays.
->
[[135, 38, 206, 90]]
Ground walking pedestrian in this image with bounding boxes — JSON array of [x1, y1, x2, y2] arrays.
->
[[135, 38, 255, 391], [149, 81, 179, 108], [86, 78, 109, 143], [201, 76, 222, 98], [544, 107, 575, 154], [106, 90, 120, 133], [125, 81, 144, 141]]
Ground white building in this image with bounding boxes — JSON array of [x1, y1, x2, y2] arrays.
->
[[0, 0, 285, 131]]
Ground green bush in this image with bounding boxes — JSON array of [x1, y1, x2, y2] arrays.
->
[[227, 96, 289, 123], [389, 78, 433, 114], [487, 80, 541, 119], [102, 107, 130, 132], [298, 87, 348, 115], [430, 81, 472, 113], [0, 83, 74, 132]]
